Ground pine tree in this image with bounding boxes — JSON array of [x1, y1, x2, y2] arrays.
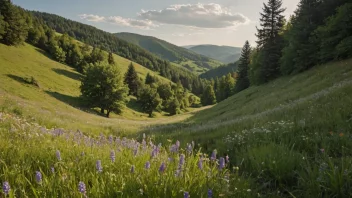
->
[[256, 0, 286, 82], [0, 0, 28, 45], [108, 52, 115, 65], [124, 63, 139, 96], [201, 84, 217, 106], [235, 41, 251, 92]]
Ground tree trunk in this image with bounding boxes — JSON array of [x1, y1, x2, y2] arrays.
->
[[107, 110, 111, 118], [101, 108, 105, 114], [148, 112, 152, 117]]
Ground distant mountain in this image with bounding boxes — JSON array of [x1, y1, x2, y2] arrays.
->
[[187, 45, 242, 64], [199, 62, 239, 79], [115, 33, 223, 74], [182, 45, 197, 49]]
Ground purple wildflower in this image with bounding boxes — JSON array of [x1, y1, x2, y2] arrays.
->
[[56, 150, 61, 161], [108, 135, 113, 144], [134, 148, 138, 156], [170, 144, 178, 153], [219, 157, 225, 169], [78, 181, 86, 194], [198, 159, 203, 170], [2, 181, 10, 195], [51, 167, 55, 173], [320, 149, 325, 153], [179, 154, 185, 167], [184, 192, 190, 198], [211, 150, 217, 161], [110, 150, 115, 163], [159, 162, 166, 173], [35, 171, 42, 183], [131, 165, 135, 173], [208, 189, 213, 198], [96, 160, 103, 172], [145, 161, 151, 169]]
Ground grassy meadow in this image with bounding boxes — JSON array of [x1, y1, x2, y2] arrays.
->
[[1, 42, 352, 197]]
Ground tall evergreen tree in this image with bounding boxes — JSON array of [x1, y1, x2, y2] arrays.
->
[[124, 63, 139, 96], [0, 15, 6, 40], [256, 0, 286, 82], [235, 41, 251, 93], [0, 0, 28, 45], [201, 84, 217, 106], [108, 52, 115, 65]]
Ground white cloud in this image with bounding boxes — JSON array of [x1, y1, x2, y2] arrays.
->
[[79, 14, 156, 29], [79, 14, 105, 22], [138, 3, 249, 28]]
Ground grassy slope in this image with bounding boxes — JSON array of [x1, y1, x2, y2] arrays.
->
[[145, 58, 352, 147], [115, 33, 223, 74], [0, 43, 198, 134]]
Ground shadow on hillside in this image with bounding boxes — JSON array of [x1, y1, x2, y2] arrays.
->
[[126, 97, 144, 113], [45, 91, 106, 117], [6, 74, 28, 84], [52, 68, 82, 81]]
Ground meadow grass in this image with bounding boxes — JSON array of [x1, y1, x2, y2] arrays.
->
[[142, 59, 352, 197]]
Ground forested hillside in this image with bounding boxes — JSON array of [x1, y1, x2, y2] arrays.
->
[[188, 45, 242, 64], [115, 33, 223, 73], [29, 12, 208, 95], [199, 62, 239, 79]]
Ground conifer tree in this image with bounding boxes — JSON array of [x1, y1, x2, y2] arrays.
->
[[108, 52, 115, 65], [124, 63, 139, 96], [0, 0, 28, 45], [235, 41, 251, 92], [256, 0, 285, 82], [201, 84, 216, 106]]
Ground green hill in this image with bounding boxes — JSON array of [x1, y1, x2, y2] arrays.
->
[[115, 33, 223, 74], [0, 43, 202, 134], [199, 62, 239, 79], [187, 45, 242, 64]]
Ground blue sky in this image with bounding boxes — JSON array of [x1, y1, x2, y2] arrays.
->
[[13, 0, 299, 47]]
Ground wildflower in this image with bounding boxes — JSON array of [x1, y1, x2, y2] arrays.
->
[[143, 133, 146, 139], [339, 133, 344, 137], [208, 189, 213, 198], [187, 143, 192, 154], [131, 165, 135, 173], [247, 189, 252, 192], [2, 181, 10, 195], [211, 150, 217, 161], [198, 158, 203, 170], [159, 162, 166, 173], [320, 149, 325, 153], [51, 167, 55, 173], [219, 157, 225, 169], [179, 154, 185, 167], [56, 150, 61, 161], [35, 171, 42, 183], [145, 161, 151, 169], [110, 150, 115, 163], [96, 160, 103, 172], [134, 148, 138, 156], [184, 192, 190, 198], [78, 181, 86, 194]]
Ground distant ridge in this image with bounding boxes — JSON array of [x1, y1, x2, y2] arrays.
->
[[186, 45, 242, 64]]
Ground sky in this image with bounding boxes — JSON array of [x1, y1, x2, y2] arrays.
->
[[13, 0, 300, 47]]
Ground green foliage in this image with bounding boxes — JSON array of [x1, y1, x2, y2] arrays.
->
[[318, 3, 352, 61], [200, 62, 238, 80], [157, 83, 173, 101], [137, 85, 162, 117], [216, 74, 235, 102], [235, 41, 251, 93], [108, 51, 115, 65], [201, 84, 216, 106], [0, 0, 28, 45], [0, 15, 6, 39], [145, 73, 158, 85], [80, 63, 129, 117], [166, 98, 181, 116], [124, 63, 139, 96]]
